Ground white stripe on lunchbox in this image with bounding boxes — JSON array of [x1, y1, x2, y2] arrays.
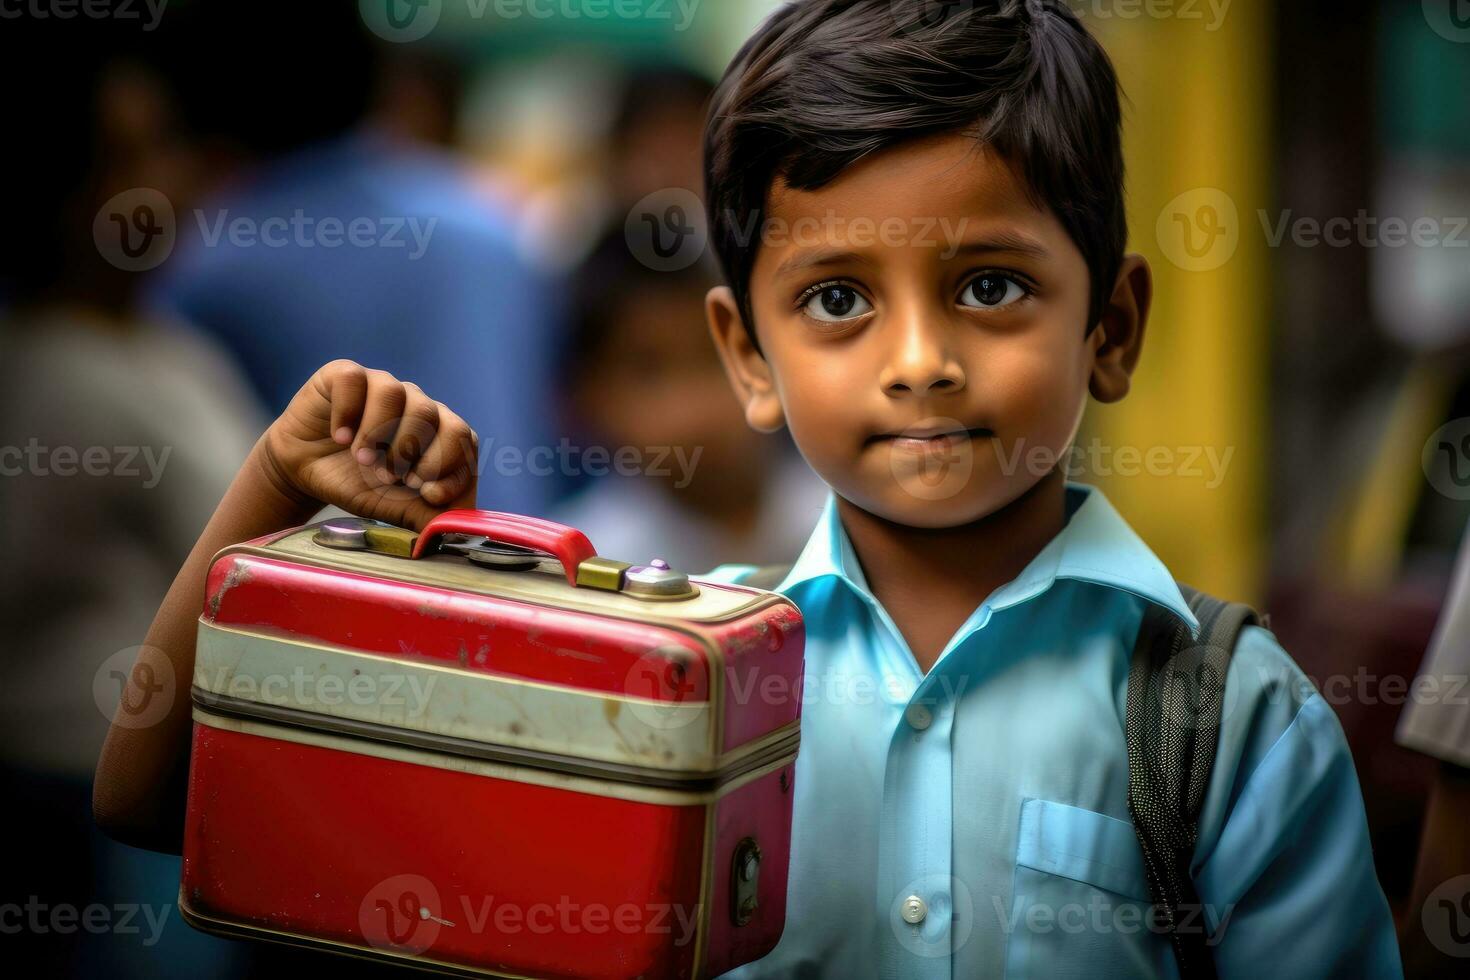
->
[[193, 619, 725, 773]]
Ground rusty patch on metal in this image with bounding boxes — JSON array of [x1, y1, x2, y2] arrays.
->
[[206, 562, 253, 621]]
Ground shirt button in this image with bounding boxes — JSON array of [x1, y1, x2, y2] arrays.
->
[[900, 894, 928, 924], [904, 704, 933, 731]]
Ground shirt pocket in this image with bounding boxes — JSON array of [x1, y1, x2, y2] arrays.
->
[[1002, 798, 1175, 980]]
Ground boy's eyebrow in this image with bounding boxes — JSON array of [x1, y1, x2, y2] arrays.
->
[[949, 231, 1051, 259], [774, 248, 878, 278], [772, 231, 1052, 278]]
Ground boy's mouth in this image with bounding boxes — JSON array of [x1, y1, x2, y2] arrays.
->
[[867, 423, 994, 455]]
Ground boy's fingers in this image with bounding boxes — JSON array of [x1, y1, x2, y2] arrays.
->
[[385, 385, 439, 481], [420, 466, 472, 507], [319, 360, 369, 443], [351, 372, 408, 469], [407, 406, 476, 492]]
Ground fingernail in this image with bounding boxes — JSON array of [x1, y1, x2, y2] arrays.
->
[[405, 474, 424, 490], [355, 447, 376, 465], [334, 427, 353, 445]]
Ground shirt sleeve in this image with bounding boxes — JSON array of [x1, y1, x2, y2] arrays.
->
[[1191, 625, 1403, 978], [1396, 522, 1470, 767]]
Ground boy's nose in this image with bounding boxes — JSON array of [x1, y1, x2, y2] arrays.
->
[[879, 311, 966, 398]]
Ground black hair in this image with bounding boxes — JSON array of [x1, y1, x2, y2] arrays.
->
[[703, 0, 1127, 336], [160, 0, 377, 157]]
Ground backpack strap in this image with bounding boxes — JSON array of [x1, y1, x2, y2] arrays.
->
[[1125, 584, 1261, 978]]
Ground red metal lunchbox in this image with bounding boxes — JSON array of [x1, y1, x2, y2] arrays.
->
[[179, 511, 804, 978]]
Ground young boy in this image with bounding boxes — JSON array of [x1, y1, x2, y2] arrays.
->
[[96, 1, 1401, 977]]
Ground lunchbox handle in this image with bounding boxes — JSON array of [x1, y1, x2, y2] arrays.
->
[[412, 511, 597, 587]]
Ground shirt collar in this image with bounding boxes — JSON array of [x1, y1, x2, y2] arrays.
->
[[777, 482, 1201, 641]]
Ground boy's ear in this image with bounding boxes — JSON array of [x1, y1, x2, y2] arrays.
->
[[1089, 253, 1152, 404], [706, 286, 786, 433]]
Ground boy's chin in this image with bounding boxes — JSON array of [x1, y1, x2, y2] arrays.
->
[[838, 475, 1042, 531]]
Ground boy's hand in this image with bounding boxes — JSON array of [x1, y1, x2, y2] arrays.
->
[[258, 360, 479, 531]]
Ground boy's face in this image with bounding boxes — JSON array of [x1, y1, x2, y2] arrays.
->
[[708, 131, 1146, 530]]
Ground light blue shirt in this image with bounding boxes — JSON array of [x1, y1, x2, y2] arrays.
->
[[705, 482, 1400, 979]]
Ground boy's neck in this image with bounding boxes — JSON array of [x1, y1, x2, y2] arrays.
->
[[835, 467, 1069, 674]]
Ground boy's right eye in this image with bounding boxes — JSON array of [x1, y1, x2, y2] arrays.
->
[[801, 283, 874, 324]]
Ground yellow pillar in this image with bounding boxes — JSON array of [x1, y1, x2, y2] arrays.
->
[[1086, 2, 1272, 603]]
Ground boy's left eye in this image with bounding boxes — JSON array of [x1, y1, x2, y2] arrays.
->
[[959, 274, 1028, 310]]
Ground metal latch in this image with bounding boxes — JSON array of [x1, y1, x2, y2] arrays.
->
[[731, 837, 761, 926], [313, 518, 698, 601]]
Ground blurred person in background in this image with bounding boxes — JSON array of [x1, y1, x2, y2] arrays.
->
[[1398, 519, 1470, 975], [0, 17, 263, 978], [606, 66, 714, 215], [149, 0, 565, 516], [551, 231, 826, 573]]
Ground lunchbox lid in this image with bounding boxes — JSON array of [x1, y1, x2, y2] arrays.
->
[[196, 511, 805, 789], [238, 511, 768, 626]]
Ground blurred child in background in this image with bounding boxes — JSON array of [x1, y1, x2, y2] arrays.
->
[[0, 18, 262, 978], [552, 231, 826, 572]]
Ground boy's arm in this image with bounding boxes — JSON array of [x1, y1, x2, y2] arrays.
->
[[93, 360, 478, 854], [1191, 626, 1403, 977]]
